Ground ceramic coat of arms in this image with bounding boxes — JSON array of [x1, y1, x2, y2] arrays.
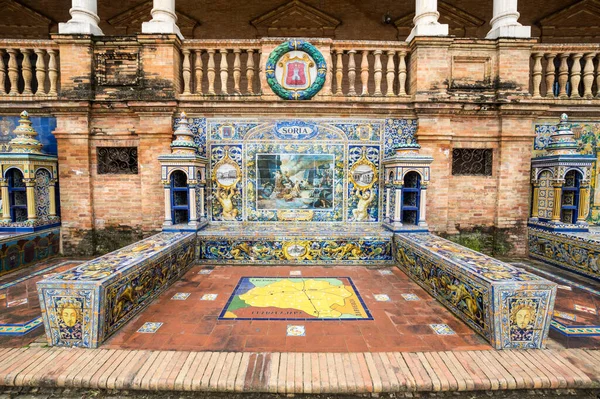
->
[[266, 40, 327, 100]]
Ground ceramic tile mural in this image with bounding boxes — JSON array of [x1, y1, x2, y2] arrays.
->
[[37, 232, 196, 348], [394, 233, 556, 349], [534, 121, 600, 223], [0, 228, 60, 276], [528, 227, 600, 281], [219, 277, 372, 320], [181, 117, 417, 224]]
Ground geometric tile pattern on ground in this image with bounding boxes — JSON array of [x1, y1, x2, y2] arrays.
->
[[219, 277, 372, 320]]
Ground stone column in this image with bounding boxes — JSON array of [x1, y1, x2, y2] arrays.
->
[[0, 179, 10, 221], [188, 183, 198, 226], [198, 185, 205, 220], [58, 0, 103, 35], [394, 186, 403, 223], [142, 0, 183, 39], [406, 0, 449, 42], [577, 183, 590, 224], [418, 183, 428, 227], [551, 182, 563, 222], [163, 182, 172, 226], [25, 179, 37, 222], [486, 0, 530, 39], [530, 182, 539, 220], [48, 179, 58, 218]]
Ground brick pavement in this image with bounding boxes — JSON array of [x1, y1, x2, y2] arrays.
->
[[0, 347, 598, 393]]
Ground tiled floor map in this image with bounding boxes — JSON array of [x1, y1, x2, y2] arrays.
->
[[219, 277, 372, 320]]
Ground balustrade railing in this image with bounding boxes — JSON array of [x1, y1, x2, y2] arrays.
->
[[0, 40, 59, 99], [330, 41, 410, 98], [530, 45, 600, 100], [180, 40, 410, 100], [180, 40, 261, 97]]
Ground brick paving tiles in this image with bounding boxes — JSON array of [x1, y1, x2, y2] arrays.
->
[[103, 265, 492, 352]]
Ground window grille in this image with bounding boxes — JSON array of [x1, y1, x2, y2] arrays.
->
[[451, 149, 493, 176], [97, 147, 138, 174]]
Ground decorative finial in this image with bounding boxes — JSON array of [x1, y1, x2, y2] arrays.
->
[[8, 110, 43, 154], [170, 111, 198, 155], [560, 113, 568, 122], [545, 112, 577, 155]]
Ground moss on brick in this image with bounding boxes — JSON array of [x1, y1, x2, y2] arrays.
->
[[440, 226, 516, 257], [63, 226, 158, 257]]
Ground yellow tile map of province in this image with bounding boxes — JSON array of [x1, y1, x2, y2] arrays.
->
[[220, 277, 372, 320]]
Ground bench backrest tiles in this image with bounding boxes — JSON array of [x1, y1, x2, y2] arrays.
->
[[37, 232, 196, 348], [394, 233, 557, 349]]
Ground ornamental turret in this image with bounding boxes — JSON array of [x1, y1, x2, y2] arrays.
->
[[170, 112, 198, 155], [545, 113, 578, 155], [9, 111, 43, 154]]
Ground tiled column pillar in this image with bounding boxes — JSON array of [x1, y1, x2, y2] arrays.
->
[[59, 0, 103, 35], [418, 183, 428, 227], [385, 186, 391, 222], [406, 0, 449, 42], [551, 182, 563, 222], [486, 0, 530, 39], [142, 0, 183, 39], [25, 179, 37, 222], [48, 179, 57, 218], [530, 182, 539, 220], [163, 182, 172, 226], [0, 180, 10, 221], [577, 183, 590, 224]]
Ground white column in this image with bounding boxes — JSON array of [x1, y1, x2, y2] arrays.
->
[[394, 188, 402, 222], [188, 186, 198, 226], [199, 186, 205, 219], [406, 0, 449, 42], [418, 187, 428, 227], [163, 186, 172, 226], [385, 187, 391, 222], [486, 0, 530, 39], [142, 0, 183, 39], [58, 0, 103, 35]]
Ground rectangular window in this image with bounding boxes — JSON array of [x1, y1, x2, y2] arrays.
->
[[97, 147, 138, 174], [451, 148, 493, 176]]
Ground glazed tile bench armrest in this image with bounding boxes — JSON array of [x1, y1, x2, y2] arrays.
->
[[37, 232, 196, 348], [394, 233, 557, 349]]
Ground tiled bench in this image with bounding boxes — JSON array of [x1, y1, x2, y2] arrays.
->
[[37, 232, 196, 348], [0, 227, 60, 276], [394, 233, 557, 349], [528, 227, 600, 281], [197, 224, 395, 265]]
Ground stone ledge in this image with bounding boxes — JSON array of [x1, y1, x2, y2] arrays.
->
[[0, 347, 598, 393]]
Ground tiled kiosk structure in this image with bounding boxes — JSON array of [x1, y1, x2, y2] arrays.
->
[[528, 114, 600, 282], [36, 106, 556, 349]]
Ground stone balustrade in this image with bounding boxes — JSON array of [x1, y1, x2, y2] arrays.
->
[[180, 40, 262, 96], [329, 41, 410, 98], [180, 39, 410, 100], [530, 45, 600, 100], [0, 40, 59, 99]]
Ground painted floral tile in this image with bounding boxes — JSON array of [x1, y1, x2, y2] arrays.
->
[[171, 293, 190, 300], [553, 311, 576, 321], [286, 325, 306, 337], [575, 304, 597, 314], [137, 322, 163, 333], [430, 324, 455, 335], [373, 294, 390, 302], [401, 293, 420, 301], [201, 294, 218, 301], [379, 269, 394, 275], [290, 271, 302, 276], [199, 269, 213, 275]]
